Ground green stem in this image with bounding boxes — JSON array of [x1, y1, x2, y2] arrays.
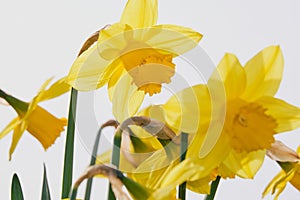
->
[[84, 127, 103, 200], [178, 132, 188, 200], [108, 129, 122, 200], [61, 88, 78, 198], [0, 89, 6, 99], [69, 187, 78, 200], [204, 176, 221, 200]]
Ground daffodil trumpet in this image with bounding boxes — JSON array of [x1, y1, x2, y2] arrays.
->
[[67, 0, 203, 122], [0, 78, 69, 160]]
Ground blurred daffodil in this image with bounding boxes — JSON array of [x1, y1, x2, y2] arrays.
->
[[263, 143, 300, 200], [67, 0, 202, 115], [0, 77, 70, 160]]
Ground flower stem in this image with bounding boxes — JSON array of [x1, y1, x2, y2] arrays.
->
[[204, 176, 221, 200], [84, 127, 103, 200], [61, 88, 78, 198], [178, 132, 188, 200], [108, 128, 122, 200]]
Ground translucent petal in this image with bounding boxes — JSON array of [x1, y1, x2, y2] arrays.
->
[[145, 24, 202, 56], [120, 0, 158, 28], [67, 45, 111, 91], [39, 77, 71, 102], [222, 150, 265, 179], [256, 96, 300, 133], [188, 129, 232, 178], [111, 73, 144, 122], [163, 85, 210, 134], [208, 53, 246, 100], [0, 117, 20, 139], [242, 46, 283, 101], [9, 122, 27, 160]]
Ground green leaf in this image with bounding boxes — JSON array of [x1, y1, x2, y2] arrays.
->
[[120, 175, 152, 200], [61, 88, 78, 198], [204, 176, 221, 200], [108, 129, 123, 200], [11, 174, 24, 200], [178, 133, 188, 200], [41, 164, 51, 200], [84, 127, 103, 200]]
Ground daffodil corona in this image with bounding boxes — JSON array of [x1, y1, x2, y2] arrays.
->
[[0, 78, 70, 160], [67, 0, 202, 115], [137, 46, 300, 193]]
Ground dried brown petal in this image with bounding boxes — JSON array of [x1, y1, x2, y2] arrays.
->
[[120, 116, 180, 144], [267, 140, 300, 162]]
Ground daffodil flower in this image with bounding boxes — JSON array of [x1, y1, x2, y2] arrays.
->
[[263, 145, 300, 200], [67, 0, 202, 115], [137, 46, 300, 193], [0, 77, 70, 160]]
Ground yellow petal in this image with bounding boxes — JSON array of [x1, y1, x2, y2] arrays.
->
[[67, 45, 112, 91], [188, 129, 231, 178], [96, 149, 112, 164], [39, 77, 71, 102], [262, 170, 286, 198], [263, 169, 295, 200], [256, 96, 300, 133], [187, 175, 212, 194], [111, 73, 144, 122], [163, 85, 210, 134], [208, 53, 246, 100], [108, 65, 126, 101], [120, 0, 158, 28], [98, 23, 130, 51], [222, 150, 265, 179], [242, 46, 283, 101], [0, 117, 20, 139], [130, 142, 179, 189], [9, 122, 27, 160], [146, 24, 202, 56]]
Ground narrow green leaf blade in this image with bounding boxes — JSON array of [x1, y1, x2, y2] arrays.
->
[[11, 174, 24, 200], [61, 88, 78, 198], [84, 127, 103, 200], [41, 164, 51, 200]]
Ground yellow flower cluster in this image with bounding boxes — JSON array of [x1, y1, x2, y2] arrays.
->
[[1, 0, 299, 199]]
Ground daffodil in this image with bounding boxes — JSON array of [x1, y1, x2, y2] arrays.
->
[[136, 46, 300, 193], [263, 143, 300, 200], [67, 0, 202, 115], [0, 77, 70, 160]]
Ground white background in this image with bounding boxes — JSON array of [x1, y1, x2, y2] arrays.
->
[[0, 0, 299, 199]]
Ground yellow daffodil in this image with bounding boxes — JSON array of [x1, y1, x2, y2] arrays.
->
[[67, 0, 202, 116], [0, 77, 70, 160], [136, 45, 300, 193], [263, 144, 300, 199]]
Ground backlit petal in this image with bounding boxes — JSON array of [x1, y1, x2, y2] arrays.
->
[[120, 0, 158, 28], [111, 73, 144, 122], [163, 85, 210, 134], [242, 46, 283, 101], [222, 150, 265, 179], [208, 53, 246, 100], [256, 96, 300, 133], [9, 122, 27, 160], [146, 24, 202, 56], [0, 117, 20, 139], [39, 77, 71, 102], [67, 45, 112, 91]]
